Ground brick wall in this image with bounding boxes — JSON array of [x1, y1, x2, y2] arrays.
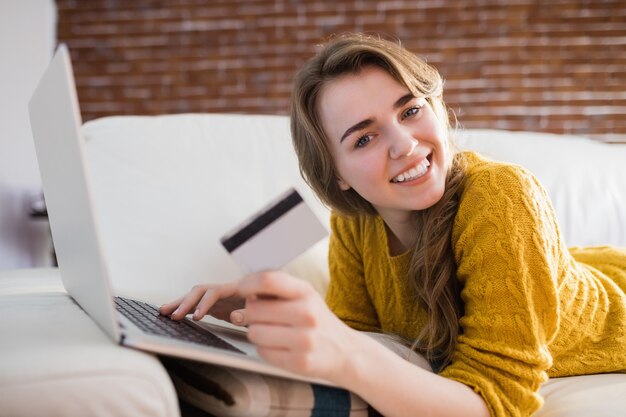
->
[[56, 0, 626, 142]]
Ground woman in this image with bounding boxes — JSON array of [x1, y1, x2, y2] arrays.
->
[[160, 34, 626, 417]]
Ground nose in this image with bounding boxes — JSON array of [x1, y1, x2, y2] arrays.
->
[[388, 127, 418, 159]]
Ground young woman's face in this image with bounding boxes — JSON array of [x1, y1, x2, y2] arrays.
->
[[318, 66, 450, 222]]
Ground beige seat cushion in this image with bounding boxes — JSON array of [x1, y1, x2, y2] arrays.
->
[[0, 268, 180, 417], [537, 373, 626, 417]]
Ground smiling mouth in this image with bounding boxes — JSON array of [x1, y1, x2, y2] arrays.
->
[[391, 154, 432, 183]]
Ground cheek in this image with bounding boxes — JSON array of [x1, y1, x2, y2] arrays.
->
[[347, 153, 376, 172], [331, 155, 354, 190], [427, 123, 450, 164], [343, 154, 385, 190]]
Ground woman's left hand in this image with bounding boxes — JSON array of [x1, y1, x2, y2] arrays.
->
[[236, 270, 360, 383]]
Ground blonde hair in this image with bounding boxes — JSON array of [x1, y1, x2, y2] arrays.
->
[[290, 33, 465, 368]]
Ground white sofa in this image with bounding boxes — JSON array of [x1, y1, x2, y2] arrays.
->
[[1, 113, 625, 417]]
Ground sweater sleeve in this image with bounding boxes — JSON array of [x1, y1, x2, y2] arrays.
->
[[325, 212, 381, 332], [440, 163, 562, 417]]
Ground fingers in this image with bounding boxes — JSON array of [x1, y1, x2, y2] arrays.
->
[[245, 297, 320, 327], [233, 271, 322, 327], [159, 297, 183, 316], [193, 282, 238, 320], [237, 271, 315, 301], [230, 308, 247, 326], [248, 325, 305, 372], [177, 285, 215, 320], [159, 284, 212, 320], [159, 271, 314, 325], [228, 271, 353, 380], [247, 324, 341, 378], [248, 324, 314, 351], [159, 282, 246, 323]]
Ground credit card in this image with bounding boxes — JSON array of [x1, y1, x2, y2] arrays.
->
[[220, 188, 328, 274]]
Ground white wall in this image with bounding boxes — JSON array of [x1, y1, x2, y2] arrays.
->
[[0, 0, 56, 270]]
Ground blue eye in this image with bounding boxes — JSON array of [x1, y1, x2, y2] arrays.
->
[[402, 106, 422, 120], [355, 134, 372, 148]]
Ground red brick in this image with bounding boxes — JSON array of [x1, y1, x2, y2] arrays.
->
[[55, 0, 626, 141]]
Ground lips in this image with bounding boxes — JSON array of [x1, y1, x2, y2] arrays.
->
[[390, 155, 431, 183]]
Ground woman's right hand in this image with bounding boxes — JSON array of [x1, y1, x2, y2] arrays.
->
[[158, 282, 247, 326]]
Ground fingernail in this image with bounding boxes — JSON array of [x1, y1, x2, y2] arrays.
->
[[172, 308, 179, 317], [232, 311, 243, 324], [193, 309, 200, 319]]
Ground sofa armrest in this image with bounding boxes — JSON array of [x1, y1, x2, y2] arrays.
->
[[0, 268, 180, 417]]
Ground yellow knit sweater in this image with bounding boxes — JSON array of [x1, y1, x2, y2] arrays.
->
[[326, 152, 626, 417]]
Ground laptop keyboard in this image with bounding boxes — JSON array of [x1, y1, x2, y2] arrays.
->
[[114, 296, 245, 355]]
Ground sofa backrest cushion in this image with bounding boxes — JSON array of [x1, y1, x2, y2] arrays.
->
[[83, 114, 626, 301]]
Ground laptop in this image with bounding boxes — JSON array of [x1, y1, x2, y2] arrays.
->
[[28, 44, 333, 387]]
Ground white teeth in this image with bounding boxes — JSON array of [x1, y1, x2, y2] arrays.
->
[[392, 158, 431, 183]]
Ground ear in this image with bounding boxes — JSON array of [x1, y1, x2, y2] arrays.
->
[[337, 177, 351, 191]]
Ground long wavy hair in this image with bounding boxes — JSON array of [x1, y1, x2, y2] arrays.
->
[[290, 33, 466, 368]]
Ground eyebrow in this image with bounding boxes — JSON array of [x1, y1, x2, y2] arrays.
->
[[339, 93, 416, 143]]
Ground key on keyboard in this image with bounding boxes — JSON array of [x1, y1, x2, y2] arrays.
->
[[114, 296, 244, 354]]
